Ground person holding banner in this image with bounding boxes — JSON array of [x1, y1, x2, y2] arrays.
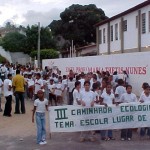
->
[[32, 90, 48, 145], [100, 83, 116, 141], [139, 85, 150, 138], [80, 81, 95, 142], [120, 85, 138, 141]]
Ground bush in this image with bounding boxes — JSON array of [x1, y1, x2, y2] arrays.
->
[[30, 49, 59, 59]]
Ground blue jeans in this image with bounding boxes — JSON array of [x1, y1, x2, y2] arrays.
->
[[36, 112, 46, 144], [101, 130, 113, 138]]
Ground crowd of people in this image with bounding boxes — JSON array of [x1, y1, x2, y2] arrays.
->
[[0, 62, 150, 145]]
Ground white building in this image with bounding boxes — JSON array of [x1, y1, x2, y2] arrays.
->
[[95, 0, 150, 55]]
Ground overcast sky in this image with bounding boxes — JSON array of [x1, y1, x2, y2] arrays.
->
[[0, 0, 146, 27]]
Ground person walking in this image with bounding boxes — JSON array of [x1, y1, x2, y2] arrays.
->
[[12, 70, 26, 114], [3, 74, 13, 117]]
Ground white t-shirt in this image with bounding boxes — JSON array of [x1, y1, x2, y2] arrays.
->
[[34, 98, 48, 113], [139, 93, 150, 103], [48, 84, 56, 93], [3, 79, 13, 97], [120, 93, 137, 103], [73, 89, 81, 106], [115, 86, 126, 102], [81, 90, 95, 107], [68, 80, 75, 92], [27, 78, 35, 87], [34, 79, 44, 94], [0, 78, 3, 94], [101, 92, 115, 106], [79, 78, 85, 91]]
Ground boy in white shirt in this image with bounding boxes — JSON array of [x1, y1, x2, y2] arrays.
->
[[100, 83, 116, 141], [120, 85, 137, 141], [115, 79, 126, 104], [3, 74, 13, 117], [0, 77, 3, 112], [34, 73, 44, 100], [67, 77, 75, 105], [80, 81, 95, 142], [139, 85, 150, 138], [73, 81, 81, 106]]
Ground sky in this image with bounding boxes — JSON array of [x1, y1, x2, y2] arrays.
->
[[0, 0, 146, 27]]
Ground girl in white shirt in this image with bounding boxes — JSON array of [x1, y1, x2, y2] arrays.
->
[[139, 85, 150, 138], [120, 85, 137, 141], [32, 90, 48, 145]]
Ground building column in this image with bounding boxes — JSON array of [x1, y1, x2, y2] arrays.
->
[[138, 10, 141, 52], [120, 17, 124, 53], [107, 22, 110, 54], [96, 27, 99, 55]]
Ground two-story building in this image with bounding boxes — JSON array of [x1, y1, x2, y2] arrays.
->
[[95, 0, 150, 55]]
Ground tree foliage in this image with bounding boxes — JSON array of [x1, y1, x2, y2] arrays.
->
[[30, 49, 59, 59], [49, 4, 108, 48]]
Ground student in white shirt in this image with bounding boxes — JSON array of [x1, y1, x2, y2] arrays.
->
[[100, 83, 116, 141], [115, 79, 126, 104], [73, 81, 81, 106], [0, 77, 3, 112], [79, 74, 85, 91], [67, 77, 75, 105], [32, 90, 48, 145], [139, 85, 150, 138], [120, 85, 137, 141], [92, 82, 101, 105], [62, 75, 68, 104], [48, 79, 57, 106], [80, 81, 95, 142], [34, 73, 44, 100], [3, 74, 13, 117]]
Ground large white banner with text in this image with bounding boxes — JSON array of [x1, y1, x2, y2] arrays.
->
[[49, 103, 150, 132], [43, 52, 150, 96]]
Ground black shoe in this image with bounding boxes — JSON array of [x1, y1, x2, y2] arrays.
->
[[14, 112, 20, 114]]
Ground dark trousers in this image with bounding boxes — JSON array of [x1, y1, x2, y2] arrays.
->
[[15, 92, 25, 114], [121, 129, 132, 139], [49, 93, 57, 106], [3, 95, 12, 116], [140, 128, 150, 136], [68, 92, 73, 105]]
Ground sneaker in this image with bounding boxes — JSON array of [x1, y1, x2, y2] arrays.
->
[[42, 141, 47, 144], [39, 141, 45, 145], [121, 138, 125, 141], [128, 138, 131, 141]]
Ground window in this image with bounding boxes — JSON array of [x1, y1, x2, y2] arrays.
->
[[123, 20, 127, 31], [149, 11, 150, 32], [115, 23, 118, 40], [110, 25, 113, 41], [99, 30, 102, 44], [142, 13, 146, 34], [103, 28, 105, 43], [136, 16, 138, 28]]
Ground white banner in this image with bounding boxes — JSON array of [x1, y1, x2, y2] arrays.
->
[[49, 103, 150, 132], [42, 52, 150, 96]]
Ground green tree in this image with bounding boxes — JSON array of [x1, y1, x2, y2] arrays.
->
[[30, 49, 59, 59], [25, 25, 57, 54], [49, 4, 108, 48], [0, 32, 27, 52]]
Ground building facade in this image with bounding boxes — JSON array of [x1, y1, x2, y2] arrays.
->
[[95, 0, 150, 55]]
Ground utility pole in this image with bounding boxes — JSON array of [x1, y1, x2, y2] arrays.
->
[[37, 22, 40, 68]]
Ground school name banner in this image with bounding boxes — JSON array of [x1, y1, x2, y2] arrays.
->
[[48, 103, 150, 132]]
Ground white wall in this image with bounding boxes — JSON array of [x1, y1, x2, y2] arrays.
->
[[110, 18, 121, 53], [99, 24, 108, 54], [141, 5, 150, 47], [123, 11, 138, 51], [43, 52, 150, 96], [0, 46, 12, 63]]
